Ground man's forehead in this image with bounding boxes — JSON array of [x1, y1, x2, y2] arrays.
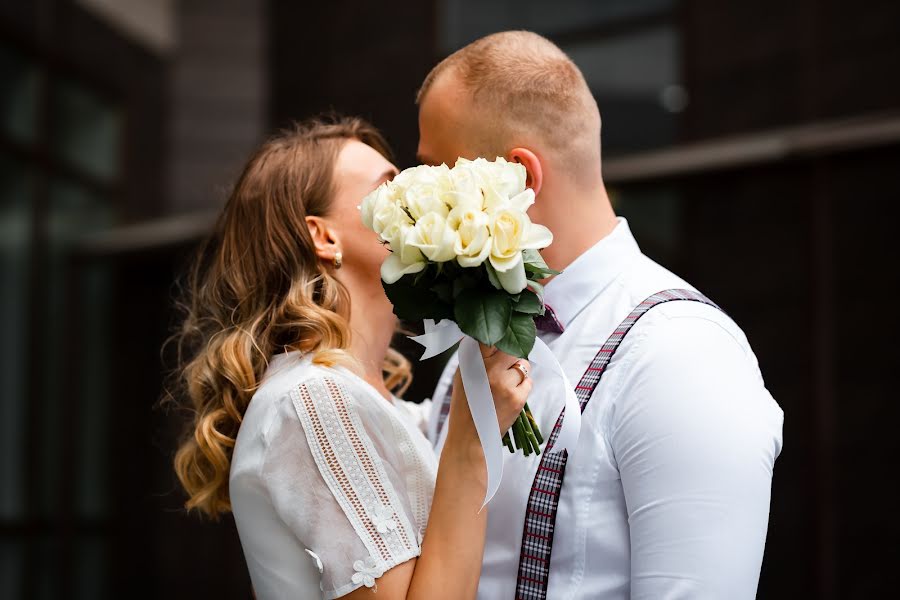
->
[[418, 73, 476, 163], [421, 69, 472, 120]]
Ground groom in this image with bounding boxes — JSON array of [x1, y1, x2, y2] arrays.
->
[[417, 31, 784, 599]]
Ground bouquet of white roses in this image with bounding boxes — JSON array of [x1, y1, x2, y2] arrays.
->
[[361, 157, 559, 456]]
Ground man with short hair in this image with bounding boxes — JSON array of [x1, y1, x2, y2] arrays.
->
[[420, 31, 783, 599]]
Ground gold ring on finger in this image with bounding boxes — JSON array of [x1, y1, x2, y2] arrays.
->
[[511, 361, 529, 384]]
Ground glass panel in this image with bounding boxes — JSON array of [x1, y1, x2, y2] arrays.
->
[[0, 46, 39, 145], [439, 0, 675, 51], [34, 536, 61, 600], [0, 540, 25, 600], [609, 185, 681, 265], [74, 260, 112, 519], [73, 536, 107, 600], [0, 153, 31, 519], [564, 25, 683, 155], [36, 178, 114, 517], [51, 79, 120, 182]]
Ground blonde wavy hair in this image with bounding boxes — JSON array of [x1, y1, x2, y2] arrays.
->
[[166, 116, 412, 520]]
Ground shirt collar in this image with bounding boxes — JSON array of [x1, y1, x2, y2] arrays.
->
[[542, 217, 641, 329]]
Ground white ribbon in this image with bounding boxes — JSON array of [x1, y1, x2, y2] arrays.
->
[[411, 319, 581, 508]]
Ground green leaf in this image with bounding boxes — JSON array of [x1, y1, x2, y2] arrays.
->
[[432, 281, 453, 303], [382, 275, 453, 322], [484, 261, 502, 290], [522, 249, 545, 266], [513, 290, 544, 315], [525, 265, 561, 278], [526, 279, 545, 298], [452, 273, 477, 298], [523, 249, 561, 277], [495, 312, 537, 358], [454, 291, 512, 346]]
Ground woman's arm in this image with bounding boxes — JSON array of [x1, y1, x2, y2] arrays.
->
[[342, 345, 530, 600]]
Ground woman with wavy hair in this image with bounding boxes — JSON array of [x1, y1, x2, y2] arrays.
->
[[168, 116, 531, 599]]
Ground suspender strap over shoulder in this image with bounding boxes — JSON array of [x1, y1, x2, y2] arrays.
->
[[514, 289, 721, 600]]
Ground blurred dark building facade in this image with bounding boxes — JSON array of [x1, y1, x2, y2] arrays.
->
[[1, 0, 898, 598]]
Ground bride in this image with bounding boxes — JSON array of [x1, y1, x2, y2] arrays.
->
[[168, 116, 532, 599]]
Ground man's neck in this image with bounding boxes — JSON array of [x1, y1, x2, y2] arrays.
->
[[537, 182, 618, 273]]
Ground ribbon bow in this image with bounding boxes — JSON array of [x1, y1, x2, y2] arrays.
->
[[411, 319, 581, 508]]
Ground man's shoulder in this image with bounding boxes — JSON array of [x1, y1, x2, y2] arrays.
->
[[603, 253, 751, 355], [618, 252, 696, 305]]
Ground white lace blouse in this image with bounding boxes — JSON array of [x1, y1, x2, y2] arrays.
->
[[229, 351, 438, 599]]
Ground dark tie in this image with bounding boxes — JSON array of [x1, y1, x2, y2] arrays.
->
[[534, 304, 565, 334]]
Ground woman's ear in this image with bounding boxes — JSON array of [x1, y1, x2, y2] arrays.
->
[[507, 147, 543, 197], [305, 216, 341, 263]]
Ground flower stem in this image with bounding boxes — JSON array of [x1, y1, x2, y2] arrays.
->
[[511, 417, 523, 451], [524, 404, 543, 445], [516, 414, 532, 456], [502, 431, 515, 453], [520, 409, 541, 456]]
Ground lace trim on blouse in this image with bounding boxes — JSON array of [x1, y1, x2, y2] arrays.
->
[[289, 375, 420, 578]]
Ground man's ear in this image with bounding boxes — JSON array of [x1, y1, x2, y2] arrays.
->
[[305, 216, 341, 263], [507, 148, 543, 197]]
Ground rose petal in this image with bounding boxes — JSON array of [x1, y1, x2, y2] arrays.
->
[[496, 261, 527, 294], [381, 253, 425, 284], [521, 222, 553, 250]]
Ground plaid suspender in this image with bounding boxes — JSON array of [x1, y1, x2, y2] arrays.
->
[[435, 382, 453, 444], [431, 289, 721, 599], [514, 289, 721, 599]]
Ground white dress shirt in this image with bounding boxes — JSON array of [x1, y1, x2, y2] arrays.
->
[[429, 217, 784, 599]]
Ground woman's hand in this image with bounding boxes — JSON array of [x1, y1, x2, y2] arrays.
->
[[450, 344, 532, 437]]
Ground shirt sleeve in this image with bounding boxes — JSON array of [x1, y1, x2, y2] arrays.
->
[[260, 374, 423, 599], [607, 314, 784, 599], [394, 396, 433, 437]]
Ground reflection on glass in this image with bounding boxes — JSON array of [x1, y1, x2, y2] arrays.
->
[[36, 178, 114, 517], [0, 153, 31, 519], [440, 0, 675, 51], [74, 261, 111, 520], [74, 536, 107, 600], [0, 541, 25, 600], [609, 185, 681, 265], [52, 79, 120, 182], [34, 536, 61, 600], [0, 46, 39, 145], [564, 25, 682, 155]]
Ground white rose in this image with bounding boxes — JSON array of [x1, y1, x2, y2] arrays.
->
[[360, 182, 392, 231], [452, 157, 528, 214], [407, 212, 457, 263], [472, 157, 528, 213], [381, 220, 422, 265], [394, 164, 454, 220], [488, 208, 553, 293], [372, 196, 411, 237], [381, 252, 426, 284], [403, 182, 450, 221], [392, 163, 448, 189], [448, 205, 492, 267], [381, 225, 426, 284], [447, 159, 486, 211]]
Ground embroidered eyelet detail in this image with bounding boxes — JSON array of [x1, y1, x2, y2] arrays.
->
[[305, 549, 324, 574], [351, 556, 384, 588], [370, 505, 398, 534]]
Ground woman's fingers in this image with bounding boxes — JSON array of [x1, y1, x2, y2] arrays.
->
[[478, 342, 499, 358], [453, 346, 534, 434]]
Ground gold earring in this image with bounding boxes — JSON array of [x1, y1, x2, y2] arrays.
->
[[333, 252, 342, 269]]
